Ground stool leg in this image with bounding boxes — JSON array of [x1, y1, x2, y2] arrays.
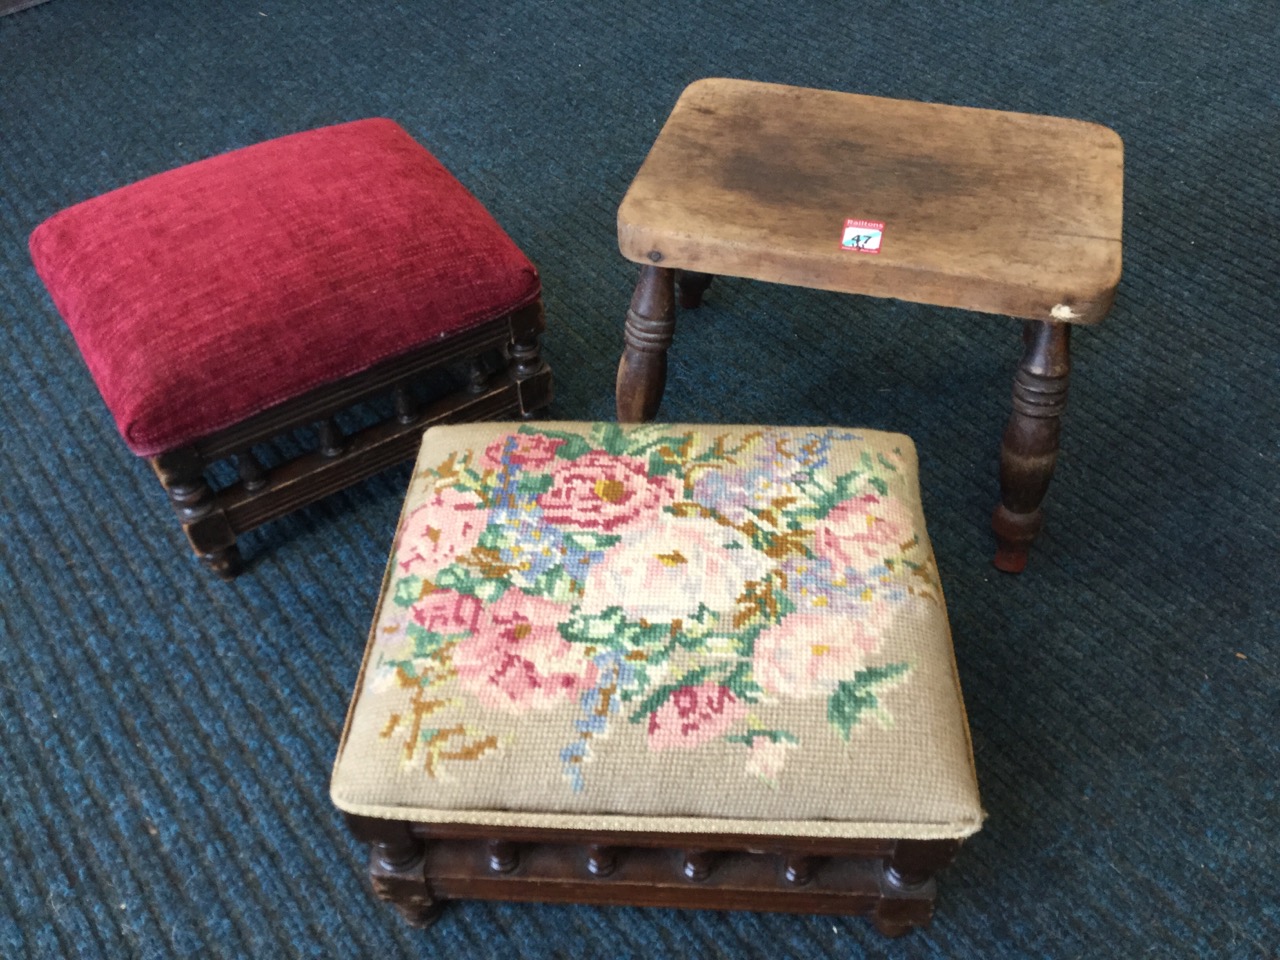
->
[[150, 450, 243, 579], [509, 301, 553, 417], [992, 320, 1071, 573], [873, 838, 959, 937], [616, 265, 676, 422], [677, 270, 714, 309], [370, 837, 443, 928], [348, 815, 444, 930]]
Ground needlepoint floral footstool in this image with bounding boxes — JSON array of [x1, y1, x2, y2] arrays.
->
[[331, 421, 983, 936]]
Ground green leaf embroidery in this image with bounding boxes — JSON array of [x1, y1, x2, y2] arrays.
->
[[562, 531, 623, 552], [434, 564, 509, 603], [515, 472, 555, 497], [525, 565, 579, 604], [593, 422, 630, 456], [721, 660, 764, 702], [724, 728, 799, 746], [558, 607, 669, 649], [406, 623, 449, 657], [646, 453, 685, 478], [477, 524, 507, 551], [827, 662, 912, 740], [393, 576, 423, 607]]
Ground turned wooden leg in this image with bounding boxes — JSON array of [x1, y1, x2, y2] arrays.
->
[[370, 836, 442, 928], [883, 838, 958, 891], [511, 325, 543, 384], [677, 269, 714, 309], [345, 815, 445, 930], [992, 320, 1071, 573], [150, 448, 243, 578], [616, 265, 676, 423], [871, 838, 959, 937], [509, 301, 553, 417]]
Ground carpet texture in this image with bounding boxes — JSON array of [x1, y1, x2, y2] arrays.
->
[[0, 1, 1276, 958]]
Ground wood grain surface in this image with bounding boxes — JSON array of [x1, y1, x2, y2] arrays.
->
[[618, 78, 1123, 323]]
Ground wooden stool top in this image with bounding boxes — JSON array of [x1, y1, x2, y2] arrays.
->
[[618, 79, 1123, 324], [332, 421, 982, 841]]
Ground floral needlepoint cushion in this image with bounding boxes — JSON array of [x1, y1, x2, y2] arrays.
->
[[332, 422, 983, 840]]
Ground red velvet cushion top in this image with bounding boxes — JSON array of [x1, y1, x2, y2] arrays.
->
[[29, 119, 540, 456]]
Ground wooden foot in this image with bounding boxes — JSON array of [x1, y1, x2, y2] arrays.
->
[[993, 320, 1071, 573], [201, 544, 244, 579], [151, 448, 242, 578], [677, 270, 713, 309], [871, 913, 913, 938], [392, 895, 444, 929], [616, 265, 676, 422], [369, 834, 443, 930]]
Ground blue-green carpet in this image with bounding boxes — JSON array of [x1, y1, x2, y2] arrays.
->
[[0, 1, 1276, 957]]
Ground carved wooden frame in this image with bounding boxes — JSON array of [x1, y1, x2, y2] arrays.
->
[[345, 813, 963, 938], [149, 300, 552, 577]]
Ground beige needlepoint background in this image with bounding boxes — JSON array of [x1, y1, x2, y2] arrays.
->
[[333, 422, 984, 840]]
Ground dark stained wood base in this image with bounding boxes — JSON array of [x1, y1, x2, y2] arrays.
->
[[993, 320, 1071, 573], [616, 265, 676, 423], [346, 815, 962, 938], [150, 301, 552, 577]]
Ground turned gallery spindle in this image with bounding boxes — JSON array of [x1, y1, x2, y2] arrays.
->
[[235, 449, 268, 491], [317, 417, 345, 458], [586, 845, 618, 878], [682, 850, 716, 882], [487, 840, 519, 874], [784, 855, 816, 886], [392, 382, 418, 424]]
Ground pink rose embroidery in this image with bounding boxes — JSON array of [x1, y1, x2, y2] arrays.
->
[[752, 608, 887, 698], [411, 589, 483, 637], [812, 494, 913, 572], [538, 452, 677, 532], [480, 432, 565, 471], [452, 592, 592, 711], [397, 487, 487, 575], [646, 683, 746, 751]]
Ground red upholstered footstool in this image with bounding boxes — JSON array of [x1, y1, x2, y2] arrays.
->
[[29, 119, 553, 577]]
